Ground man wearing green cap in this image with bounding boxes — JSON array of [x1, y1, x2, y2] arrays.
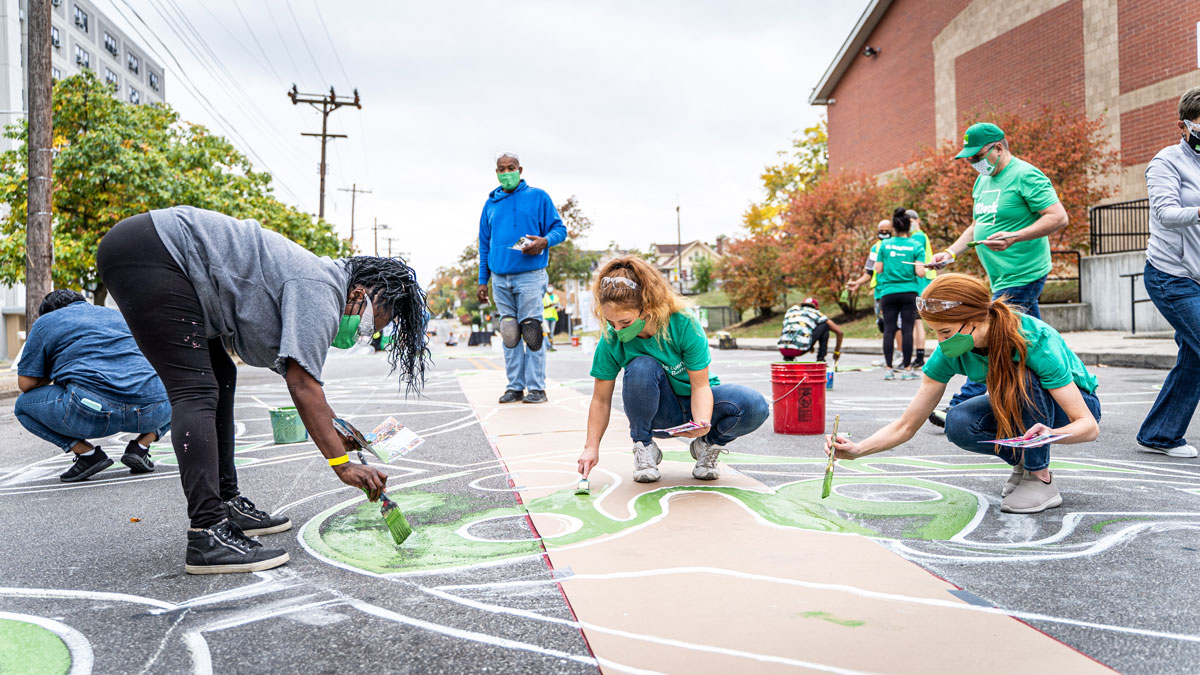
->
[[926, 122, 1069, 419]]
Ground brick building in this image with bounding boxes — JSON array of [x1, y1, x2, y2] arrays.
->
[[809, 0, 1200, 201]]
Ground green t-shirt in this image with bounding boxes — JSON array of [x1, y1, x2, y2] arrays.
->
[[922, 313, 1097, 393], [875, 236, 924, 297], [971, 157, 1060, 291], [590, 311, 720, 396]]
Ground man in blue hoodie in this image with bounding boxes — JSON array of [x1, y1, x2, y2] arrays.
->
[[477, 152, 567, 404]]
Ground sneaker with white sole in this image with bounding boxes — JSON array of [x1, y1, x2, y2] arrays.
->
[[689, 437, 726, 480], [632, 440, 662, 483], [185, 519, 289, 575], [883, 369, 896, 381], [1001, 463, 1024, 497], [225, 495, 292, 536], [1000, 471, 1062, 514], [1138, 443, 1198, 458]]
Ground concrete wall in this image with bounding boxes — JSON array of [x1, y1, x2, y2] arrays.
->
[[1080, 250, 1170, 332], [1039, 302, 1092, 332]]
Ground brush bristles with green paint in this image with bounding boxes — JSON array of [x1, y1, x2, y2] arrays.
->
[[822, 415, 841, 499], [363, 487, 412, 544]]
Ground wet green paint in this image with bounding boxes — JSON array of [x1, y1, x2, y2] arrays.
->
[[659, 451, 1132, 474], [0, 619, 70, 675], [1090, 516, 1151, 533], [796, 611, 865, 628]]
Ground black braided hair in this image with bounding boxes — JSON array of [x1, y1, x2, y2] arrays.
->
[[39, 290, 86, 315], [345, 256, 431, 395]]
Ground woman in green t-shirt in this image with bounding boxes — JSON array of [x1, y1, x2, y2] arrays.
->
[[825, 274, 1101, 514], [874, 208, 926, 380], [577, 256, 769, 484]]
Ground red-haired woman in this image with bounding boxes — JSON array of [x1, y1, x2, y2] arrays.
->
[[826, 274, 1101, 514]]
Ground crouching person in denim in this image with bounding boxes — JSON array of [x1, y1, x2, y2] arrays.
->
[[14, 290, 170, 482], [826, 274, 1101, 514], [576, 256, 769, 483]]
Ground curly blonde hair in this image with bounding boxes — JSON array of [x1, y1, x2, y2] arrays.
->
[[592, 255, 693, 342]]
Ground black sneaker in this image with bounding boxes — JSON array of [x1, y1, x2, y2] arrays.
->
[[911, 356, 925, 369], [185, 519, 289, 575], [498, 390, 524, 404], [928, 409, 947, 428], [120, 440, 155, 474], [523, 390, 548, 404], [60, 448, 113, 482], [224, 495, 292, 536]]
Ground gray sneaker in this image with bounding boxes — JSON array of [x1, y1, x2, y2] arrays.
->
[[1001, 463, 1024, 497], [632, 441, 662, 483], [689, 437, 726, 480], [1000, 471, 1062, 514], [1138, 443, 1198, 458]]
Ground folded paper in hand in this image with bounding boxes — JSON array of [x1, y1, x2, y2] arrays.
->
[[653, 421, 711, 435], [982, 433, 1071, 448], [333, 416, 424, 463]]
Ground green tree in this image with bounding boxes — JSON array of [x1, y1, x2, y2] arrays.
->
[[0, 71, 349, 304], [691, 255, 714, 293], [547, 195, 600, 285], [742, 119, 828, 234]]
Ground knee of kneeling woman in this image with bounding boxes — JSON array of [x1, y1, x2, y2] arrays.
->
[[745, 391, 771, 430], [622, 355, 662, 381]]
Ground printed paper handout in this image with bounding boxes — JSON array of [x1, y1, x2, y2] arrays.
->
[[653, 421, 711, 435], [511, 236, 533, 251], [982, 433, 1071, 448], [333, 416, 425, 463]]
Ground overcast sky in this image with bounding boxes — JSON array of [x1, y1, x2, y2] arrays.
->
[[93, 0, 868, 284]]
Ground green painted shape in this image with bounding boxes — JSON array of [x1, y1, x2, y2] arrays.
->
[[796, 611, 865, 628], [660, 451, 1135, 474], [1090, 516, 1151, 533], [0, 619, 70, 675]]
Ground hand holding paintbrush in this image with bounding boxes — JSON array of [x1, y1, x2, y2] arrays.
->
[[821, 415, 841, 499]]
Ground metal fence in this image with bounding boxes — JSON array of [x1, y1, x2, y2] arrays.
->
[[1040, 250, 1081, 305], [1089, 198, 1149, 254], [700, 306, 740, 331]]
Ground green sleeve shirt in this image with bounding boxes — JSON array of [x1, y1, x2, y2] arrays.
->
[[874, 237, 924, 297], [971, 157, 1060, 292], [589, 311, 720, 396], [922, 314, 1097, 393]]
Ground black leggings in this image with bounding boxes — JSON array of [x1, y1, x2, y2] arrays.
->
[[97, 213, 239, 528], [880, 292, 917, 369]]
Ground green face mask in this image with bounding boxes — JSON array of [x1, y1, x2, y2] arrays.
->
[[939, 322, 976, 358], [611, 319, 646, 343], [497, 171, 521, 191], [332, 295, 374, 349]]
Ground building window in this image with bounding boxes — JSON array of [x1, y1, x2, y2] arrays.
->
[[128, 87, 139, 104], [103, 32, 118, 56], [148, 71, 159, 91], [104, 68, 118, 89], [75, 45, 89, 69], [50, 26, 60, 49], [74, 6, 87, 32], [127, 52, 139, 75], [51, 67, 61, 82]]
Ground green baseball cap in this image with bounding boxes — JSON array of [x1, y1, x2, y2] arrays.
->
[[955, 123, 1005, 159]]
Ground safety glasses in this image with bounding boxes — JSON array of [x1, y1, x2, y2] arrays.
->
[[600, 277, 639, 290], [916, 297, 962, 313]]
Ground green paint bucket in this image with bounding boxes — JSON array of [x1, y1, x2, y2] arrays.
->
[[269, 406, 308, 444]]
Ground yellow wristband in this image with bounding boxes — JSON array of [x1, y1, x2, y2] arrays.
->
[[328, 454, 350, 467]]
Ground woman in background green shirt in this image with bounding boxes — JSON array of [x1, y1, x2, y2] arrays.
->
[[874, 208, 926, 379], [577, 256, 769, 484], [826, 274, 1101, 515]]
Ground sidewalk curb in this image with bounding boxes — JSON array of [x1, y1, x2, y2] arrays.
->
[[709, 341, 1175, 370]]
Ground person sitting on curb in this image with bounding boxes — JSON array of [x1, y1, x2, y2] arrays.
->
[[14, 290, 169, 482], [777, 297, 843, 363], [825, 274, 1101, 514], [577, 256, 769, 483]]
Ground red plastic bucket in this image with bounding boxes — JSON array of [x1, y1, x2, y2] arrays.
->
[[770, 362, 827, 435]]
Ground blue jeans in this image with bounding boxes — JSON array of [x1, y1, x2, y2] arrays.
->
[[14, 383, 171, 452], [944, 373, 1100, 471], [492, 269, 548, 392], [1138, 262, 1200, 449], [621, 356, 770, 446], [949, 274, 1047, 407]]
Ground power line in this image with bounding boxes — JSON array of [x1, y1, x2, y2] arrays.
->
[[262, 0, 302, 79], [106, 0, 304, 204], [310, 0, 350, 85], [284, 0, 326, 84], [228, 0, 284, 82], [289, 85, 361, 218], [193, 1, 279, 81]]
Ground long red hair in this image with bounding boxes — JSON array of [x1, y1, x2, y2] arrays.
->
[[918, 274, 1033, 439]]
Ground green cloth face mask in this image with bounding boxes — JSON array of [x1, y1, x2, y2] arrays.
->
[[939, 322, 976, 358], [498, 171, 521, 191], [611, 319, 645, 343], [333, 295, 374, 349]]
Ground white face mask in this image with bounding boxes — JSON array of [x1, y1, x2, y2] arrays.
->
[[970, 145, 999, 176]]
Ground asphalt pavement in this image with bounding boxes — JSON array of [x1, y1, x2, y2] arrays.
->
[[0, 335, 1197, 674]]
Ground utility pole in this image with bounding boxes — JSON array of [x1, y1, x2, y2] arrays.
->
[[288, 85, 361, 219], [26, 0, 52, 327], [372, 218, 390, 257], [337, 184, 371, 247], [675, 198, 683, 295]]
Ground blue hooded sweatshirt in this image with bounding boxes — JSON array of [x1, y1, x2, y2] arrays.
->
[[478, 180, 567, 285]]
